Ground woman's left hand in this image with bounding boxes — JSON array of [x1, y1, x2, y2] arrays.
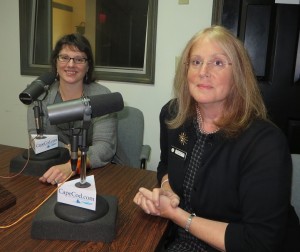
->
[[39, 162, 75, 185]]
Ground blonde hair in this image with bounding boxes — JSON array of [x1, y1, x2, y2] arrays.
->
[[167, 25, 267, 137]]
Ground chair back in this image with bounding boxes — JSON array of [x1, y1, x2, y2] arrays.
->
[[114, 106, 145, 168], [291, 154, 300, 218]]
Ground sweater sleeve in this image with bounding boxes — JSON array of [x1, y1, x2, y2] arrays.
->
[[87, 112, 117, 168], [83, 83, 117, 168]]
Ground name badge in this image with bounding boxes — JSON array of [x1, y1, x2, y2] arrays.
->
[[171, 146, 187, 160]]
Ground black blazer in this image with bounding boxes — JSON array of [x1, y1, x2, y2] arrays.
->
[[157, 100, 300, 252]]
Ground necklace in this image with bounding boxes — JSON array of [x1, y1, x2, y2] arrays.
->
[[59, 85, 84, 101], [196, 105, 219, 135]]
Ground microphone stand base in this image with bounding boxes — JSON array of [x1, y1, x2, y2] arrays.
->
[[9, 148, 70, 176], [54, 195, 109, 223], [31, 194, 118, 242]]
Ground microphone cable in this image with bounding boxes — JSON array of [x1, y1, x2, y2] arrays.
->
[[0, 134, 72, 229], [0, 171, 73, 229], [0, 135, 33, 179]]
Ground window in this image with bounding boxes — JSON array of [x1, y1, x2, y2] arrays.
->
[[19, 0, 158, 84]]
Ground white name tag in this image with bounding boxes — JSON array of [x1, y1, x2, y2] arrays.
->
[[171, 146, 187, 160]]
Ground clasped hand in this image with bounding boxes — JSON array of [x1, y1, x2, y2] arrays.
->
[[133, 187, 180, 218]]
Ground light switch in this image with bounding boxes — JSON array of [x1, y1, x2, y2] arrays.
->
[[179, 0, 189, 5]]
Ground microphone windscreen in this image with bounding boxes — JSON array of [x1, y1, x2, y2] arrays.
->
[[89, 92, 124, 118], [47, 92, 124, 125], [48, 98, 87, 125], [19, 72, 56, 105]]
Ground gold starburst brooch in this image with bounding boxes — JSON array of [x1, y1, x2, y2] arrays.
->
[[179, 132, 188, 145]]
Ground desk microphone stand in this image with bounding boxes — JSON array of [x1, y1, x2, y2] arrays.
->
[[31, 109, 118, 242], [55, 116, 109, 222], [10, 100, 69, 176]]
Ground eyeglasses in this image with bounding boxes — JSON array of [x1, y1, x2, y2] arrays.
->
[[57, 54, 88, 64], [186, 56, 232, 71]]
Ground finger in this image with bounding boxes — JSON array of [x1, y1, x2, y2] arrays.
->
[[141, 196, 157, 214], [133, 192, 142, 205], [163, 190, 180, 200], [133, 195, 139, 205], [46, 170, 61, 184], [140, 196, 151, 214], [161, 190, 180, 208], [152, 188, 162, 207], [42, 167, 54, 179], [138, 188, 153, 200], [39, 176, 46, 183], [146, 199, 160, 215], [170, 196, 180, 207], [47, 174, 57, 184], [162, 189, 173, 197], [57, 173, 68, 183], [55, 175, 65, 184], [39, 168, 54, 183]]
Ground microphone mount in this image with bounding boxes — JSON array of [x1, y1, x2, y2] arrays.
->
[[71, 96, 92, 188], [32, 100, 45, 139]]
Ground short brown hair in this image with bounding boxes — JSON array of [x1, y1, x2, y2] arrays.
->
[[51, 33, 95, 84]]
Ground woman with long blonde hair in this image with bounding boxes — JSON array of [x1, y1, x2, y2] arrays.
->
[[134, 26, 300, 251]]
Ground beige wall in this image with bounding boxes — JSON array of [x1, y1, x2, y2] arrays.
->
[[52, 0, 86, 46], [0, 0, 213, 170]]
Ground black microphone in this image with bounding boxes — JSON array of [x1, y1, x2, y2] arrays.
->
[[47, 92, 124, 125], [19, 72, 56, 105]]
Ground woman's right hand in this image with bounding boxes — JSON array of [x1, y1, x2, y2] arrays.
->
[[39, 162, 75, 185], [133, 187, 180, 218]]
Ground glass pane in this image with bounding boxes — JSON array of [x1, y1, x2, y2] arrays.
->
[[95, 0, 148, 69]]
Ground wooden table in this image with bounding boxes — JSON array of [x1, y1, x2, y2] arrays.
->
[[0, 144, 168, 252]]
